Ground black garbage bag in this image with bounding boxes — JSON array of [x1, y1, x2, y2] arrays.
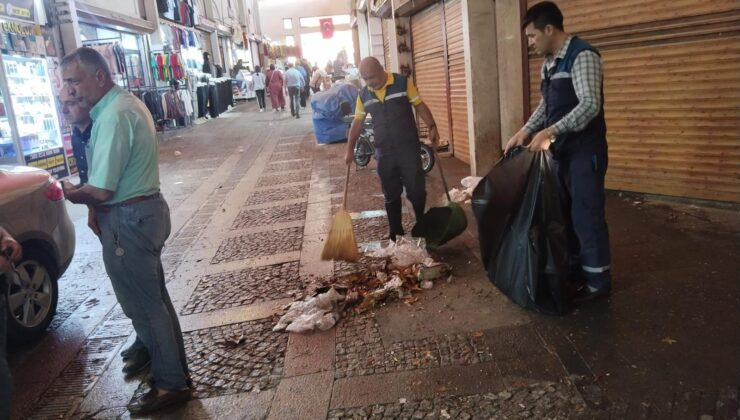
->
[[472, 147, 569, 315]]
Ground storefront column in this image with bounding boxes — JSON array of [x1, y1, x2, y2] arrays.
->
[[461, 0, 501, 175], [356, 12, 370, 58], [53, 0, 84, 54], [495, 0, 525, 145], [384, 18, 400, 73]]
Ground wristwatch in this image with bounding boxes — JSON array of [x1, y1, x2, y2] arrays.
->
[[546, 127, 556, 144]]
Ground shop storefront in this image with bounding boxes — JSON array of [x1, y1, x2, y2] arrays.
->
[[524, 0, 740, 202], [155, 7, 234, 122], [407, 0, 469, 164], [78, 24, 150, 89], [0, 6, 69, 178]]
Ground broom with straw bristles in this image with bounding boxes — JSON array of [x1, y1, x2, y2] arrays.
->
[[321, 165, 359, 262]]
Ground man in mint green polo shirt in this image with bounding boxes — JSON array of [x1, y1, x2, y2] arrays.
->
[[60, 47, 190, 415]]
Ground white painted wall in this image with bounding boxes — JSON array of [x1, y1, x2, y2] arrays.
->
[[79, 0, 142, 18], [258, 0, 351, 45]]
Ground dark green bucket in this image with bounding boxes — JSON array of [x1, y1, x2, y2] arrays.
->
[[412, 202, 468, 248], [411, 148, 468, 248]]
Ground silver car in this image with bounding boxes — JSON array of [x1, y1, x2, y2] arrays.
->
[[0, 165, 75, 342]]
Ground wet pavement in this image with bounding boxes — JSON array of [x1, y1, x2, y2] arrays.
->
[[7, 101, 740, 419]]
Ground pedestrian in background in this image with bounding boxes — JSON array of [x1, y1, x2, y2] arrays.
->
[[231, 59, 246, 78], [60, 90, 92, 184], [60, 47, 191, 415], [310, 65, 326, 93], [284, 63, 305, 119], [0, 227, 22, 420], [253, 66, 267, 112], [267, 64, 286, 112], [300, 58, 313, 104], [294, 60, 308, 108]]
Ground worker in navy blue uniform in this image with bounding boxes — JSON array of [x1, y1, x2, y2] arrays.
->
[[60, 90, 92, 185], [345, 57, 439, 241], [505, 1, 612, 304]]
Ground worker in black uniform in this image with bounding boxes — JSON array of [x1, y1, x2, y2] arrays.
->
[[345, 57, 439, 241], [505, 1, 612, 304]]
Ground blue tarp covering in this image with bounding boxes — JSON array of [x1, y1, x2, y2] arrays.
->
[[312, 118, 349, 144], [311, 84, 359, 144], [310, 84, 359, 120]]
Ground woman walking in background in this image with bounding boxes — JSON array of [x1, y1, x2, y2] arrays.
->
[[267, 64, 286, 112], [253, 66, 267, 112]]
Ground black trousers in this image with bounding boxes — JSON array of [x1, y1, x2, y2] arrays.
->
[[255, 89, 266, 109], [288, 86, 301, 117], [376, 149, 426, 237], [552, 147, 612, 290]]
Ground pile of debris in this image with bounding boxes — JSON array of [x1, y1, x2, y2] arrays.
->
[[273, 238, 451, 333], [445, 176, 482, 204]]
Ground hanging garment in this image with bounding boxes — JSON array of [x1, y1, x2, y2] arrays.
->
[[178, 89, 194, 116], [170, 54, 183, 80], [171, 27, 180, 50], [150, 54, 159, 82], [196, 85, 208, 117], [173, 0, 180, 22], [114, 43, 126, 74], [180, 0, 188, 24], [156, 54, 164, 81], [163, 53, 170, 81]]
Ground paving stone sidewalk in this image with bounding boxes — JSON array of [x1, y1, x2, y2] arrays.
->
[[12, 102, 739, 420]]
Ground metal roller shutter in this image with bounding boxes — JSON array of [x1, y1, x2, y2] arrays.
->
[[526, 0, 740, 202], [382, 20, 391, 69], [444, 0, 470, 164], [411, 2, 451, 147]]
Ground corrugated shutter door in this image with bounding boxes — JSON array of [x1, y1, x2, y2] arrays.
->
[[382, 20, 391, 69], [526, 0, 740, 202], [411, 2, 451, 147], [445, 0, 470, 164]]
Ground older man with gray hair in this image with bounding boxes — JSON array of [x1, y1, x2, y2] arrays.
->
[[59, 47, 190, 415]]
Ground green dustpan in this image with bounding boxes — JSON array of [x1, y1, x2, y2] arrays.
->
[[412, 148, 468, 248]]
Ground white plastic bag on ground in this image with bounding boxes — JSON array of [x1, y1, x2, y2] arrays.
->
[[273, 287, 345, 333], [447, 188, 470, 203], [368, 237, 434, 267], [460, 176, 483, 190]]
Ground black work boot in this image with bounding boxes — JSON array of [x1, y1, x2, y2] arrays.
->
[[385, 200, 404, 240]]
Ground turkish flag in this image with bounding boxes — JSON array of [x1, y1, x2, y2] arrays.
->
[[320, 18, 334, 39]]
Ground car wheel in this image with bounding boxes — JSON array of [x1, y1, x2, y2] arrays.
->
[[4, 246, 59, 343]]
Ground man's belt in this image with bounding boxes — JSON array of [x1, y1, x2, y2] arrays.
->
[[94, 192, 161, 214]]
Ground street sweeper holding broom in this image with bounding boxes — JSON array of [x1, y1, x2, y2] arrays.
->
[[344, 57, 439, 242]]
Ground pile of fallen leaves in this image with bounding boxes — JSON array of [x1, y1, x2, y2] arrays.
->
[[274, 238, 451, 333], [317, 255, 451, 314]]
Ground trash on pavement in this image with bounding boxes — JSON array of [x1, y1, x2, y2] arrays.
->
[[274, 239, 451, 333], [273, 287, 345, 333], [368, 237, 435, 267], [441, 176, 482, 204], [461, 176, 483, 190], [447, 188, 469, 203]]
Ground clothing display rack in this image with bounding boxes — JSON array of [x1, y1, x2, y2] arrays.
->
[[130, 84, 192, 132], [82, 39, 129, 90]]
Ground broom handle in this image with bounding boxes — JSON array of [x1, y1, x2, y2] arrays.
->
[[342, 164, 351, 210], [434, 148, 452, 202]]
